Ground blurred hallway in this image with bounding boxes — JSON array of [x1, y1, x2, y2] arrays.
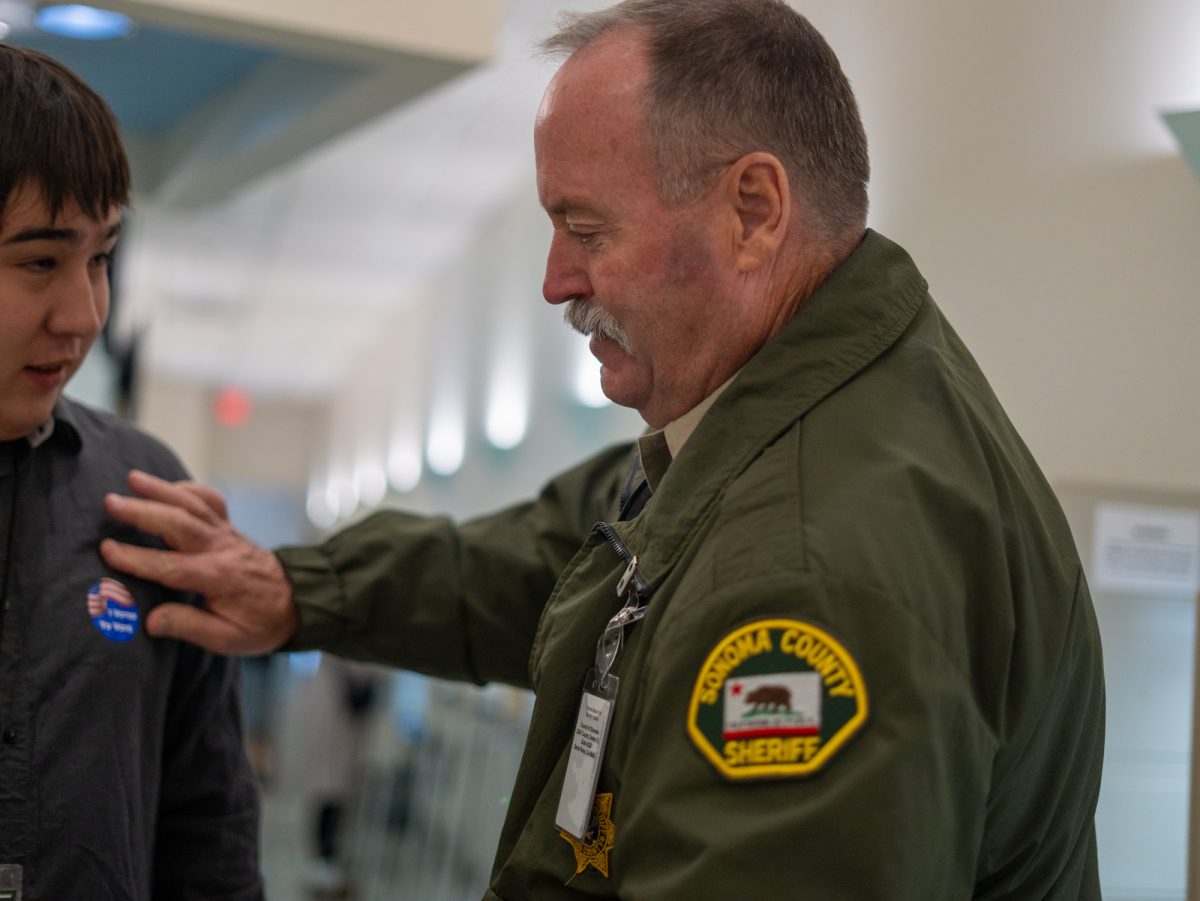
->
[[255, 657, 531, 900]]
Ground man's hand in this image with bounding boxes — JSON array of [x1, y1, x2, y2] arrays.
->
[[101, 470, 299, 656]]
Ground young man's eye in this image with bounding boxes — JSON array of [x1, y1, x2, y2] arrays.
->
[[22, 257, 57, 274], [90, 251, 113, 269]]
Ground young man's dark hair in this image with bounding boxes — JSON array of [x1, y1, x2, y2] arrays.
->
[[0, 44, 130, 223]]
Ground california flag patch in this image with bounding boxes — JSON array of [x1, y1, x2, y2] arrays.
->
[[687, 618, 868, 779]]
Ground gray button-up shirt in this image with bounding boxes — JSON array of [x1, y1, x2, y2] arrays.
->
[[0, 398, 261, 900]]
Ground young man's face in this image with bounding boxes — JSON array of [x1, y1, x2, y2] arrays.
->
[[0, 181, 120, 440]]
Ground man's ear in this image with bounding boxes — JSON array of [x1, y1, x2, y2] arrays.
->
[[721, 152, 791, 273]]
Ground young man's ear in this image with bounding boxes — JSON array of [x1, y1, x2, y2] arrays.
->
[[721, 152, 791, 273]]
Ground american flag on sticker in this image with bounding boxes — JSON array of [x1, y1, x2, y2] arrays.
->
[[87, 577, 135, 618]]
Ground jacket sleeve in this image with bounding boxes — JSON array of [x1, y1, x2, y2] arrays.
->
[[278, 442, 633, 688], [611, 572, 998, 900], [152, 643, 263, 900], [610, 568, 1103, 899]]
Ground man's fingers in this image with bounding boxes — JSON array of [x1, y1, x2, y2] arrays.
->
[[126, 470, 224, 525], [104, 493, 216, 553], [144, 602, 244, 655], [100, 539, 214, 595], [179, 481, 229, 520]]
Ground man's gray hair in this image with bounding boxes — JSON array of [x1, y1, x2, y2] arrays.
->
[[541, 0, 869, 240]]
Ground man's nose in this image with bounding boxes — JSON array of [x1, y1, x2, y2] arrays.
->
[[542, 232, 591, 305], [47, 265, 106, 337]]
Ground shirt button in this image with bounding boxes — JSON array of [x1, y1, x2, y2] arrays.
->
[[2, 728, 17, 744]]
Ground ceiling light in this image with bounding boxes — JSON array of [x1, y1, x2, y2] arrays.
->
[[485, 360, 529, 450], [426, 421, 464, 477], [305, 482, 336, 530], [386, 440, 421, 493], [354, 458, 387, 509], [36, 4, 133, 40]]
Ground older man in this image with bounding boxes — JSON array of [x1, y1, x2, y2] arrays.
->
[[103, 0, 1105, 897], [0, 45, 262, 899]]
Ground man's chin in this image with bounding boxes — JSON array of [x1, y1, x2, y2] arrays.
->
[[596, 364, 646, 414], [0, 411, 52, 441]]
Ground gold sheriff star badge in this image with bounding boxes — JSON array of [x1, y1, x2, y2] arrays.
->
[[560, 792, 616, 881]]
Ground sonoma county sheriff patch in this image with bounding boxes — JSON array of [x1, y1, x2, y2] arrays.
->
[[687, 618, 868, 779]]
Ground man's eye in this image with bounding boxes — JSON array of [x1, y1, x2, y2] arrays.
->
[[574, 232, 596, 246], [90, 251, 114, 268], [23, 258, 56, 273]]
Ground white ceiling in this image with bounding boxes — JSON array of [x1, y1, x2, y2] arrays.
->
[[1, 0, 500, 204], [121, 0, 599, 397]]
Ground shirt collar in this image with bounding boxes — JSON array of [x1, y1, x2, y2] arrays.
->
[[636, 372, 739, 492], [27, 418, 55, 448], [25, 400, 83, 452]]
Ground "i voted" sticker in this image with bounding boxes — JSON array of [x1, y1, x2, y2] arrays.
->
[[87, 577, 139, 643]]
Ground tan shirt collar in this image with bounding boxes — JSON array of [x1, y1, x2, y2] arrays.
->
[[636, 373, 738, 492]]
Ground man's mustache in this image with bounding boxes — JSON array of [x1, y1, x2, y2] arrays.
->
[[563, 299, 633, 354]]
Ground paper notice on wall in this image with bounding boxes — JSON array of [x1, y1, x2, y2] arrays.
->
[[1092, 503, 1200, 595]]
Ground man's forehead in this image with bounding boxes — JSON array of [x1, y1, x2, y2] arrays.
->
[[536, 54, 651, 164], [538, 28, 649, 129]]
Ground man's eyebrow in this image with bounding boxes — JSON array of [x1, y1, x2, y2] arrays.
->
[[549, 198, 603, 217], [2, 221, 122, 246], [2, 227, 79, 245]]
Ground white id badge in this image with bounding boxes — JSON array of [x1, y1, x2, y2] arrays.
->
[[555, 669, 618, 839]]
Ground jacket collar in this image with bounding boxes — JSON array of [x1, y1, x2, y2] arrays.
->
[[617, 229, 929, 583]]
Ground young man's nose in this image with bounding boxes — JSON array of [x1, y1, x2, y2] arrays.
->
[[47, 266, 106, 337]]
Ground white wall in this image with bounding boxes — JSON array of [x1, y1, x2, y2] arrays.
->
[[813, 0, 1200, 493]]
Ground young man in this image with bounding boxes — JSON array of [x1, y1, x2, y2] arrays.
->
[[0, 45, 262, 899]]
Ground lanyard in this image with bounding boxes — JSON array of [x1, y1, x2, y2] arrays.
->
[[592, 555, 644, 694]]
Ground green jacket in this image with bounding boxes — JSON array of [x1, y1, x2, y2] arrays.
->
[[279, 231, 1104, 899]]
